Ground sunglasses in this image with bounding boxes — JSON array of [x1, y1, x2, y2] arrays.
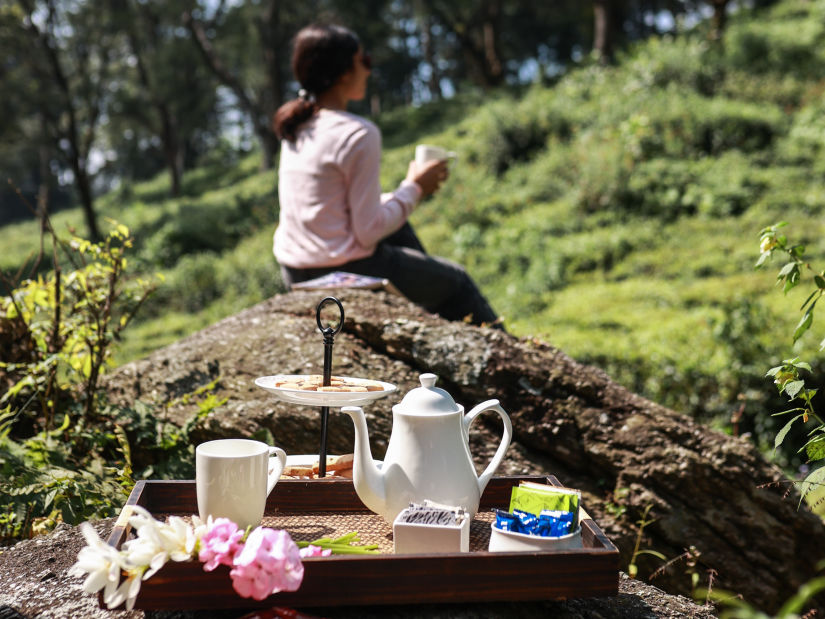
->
[[361, 51, 372, 70]]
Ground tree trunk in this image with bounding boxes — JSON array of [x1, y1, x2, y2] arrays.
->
[[709, 0, 730, 41], [480, 0, 504, 86], [421, 16, 441, 100], [159, 103, 182, 196], [593, 0, 615, 65], [37, 123, 50, 236], [72, 161, 100, 243], [126, 2, 184, 197], [256, 2, 282, 170], [19, 0, 102, 242], [421, 0, 505, 90]]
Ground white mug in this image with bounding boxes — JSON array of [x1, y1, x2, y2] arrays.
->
[[415, 144, 457, 166], [196, 439, 287, 530]]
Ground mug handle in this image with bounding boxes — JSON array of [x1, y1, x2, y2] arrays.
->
[[463, 400, 512, 495], [266, 447, 287, 495]]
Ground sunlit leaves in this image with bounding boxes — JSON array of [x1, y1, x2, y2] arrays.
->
[[758, 224, 825, 512], [799, 466, 825, 510], [0, 221, 159, 424]]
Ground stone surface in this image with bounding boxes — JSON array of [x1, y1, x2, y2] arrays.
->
[[77, 289, 825, 613], [0, 519, 716, 619]]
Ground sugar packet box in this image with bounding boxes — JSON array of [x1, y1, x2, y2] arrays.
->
[[393, 501, 470, 554]]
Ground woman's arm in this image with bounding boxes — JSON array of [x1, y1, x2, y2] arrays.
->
[[343, 124, 420, 249]]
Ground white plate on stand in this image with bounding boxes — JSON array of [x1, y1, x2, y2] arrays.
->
[[255, 375, 397, 407]]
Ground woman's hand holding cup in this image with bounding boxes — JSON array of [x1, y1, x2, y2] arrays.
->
[[407, 159, 449, 197]]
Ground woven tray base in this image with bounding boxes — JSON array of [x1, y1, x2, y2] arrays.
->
[[262, 510, 497, 553]]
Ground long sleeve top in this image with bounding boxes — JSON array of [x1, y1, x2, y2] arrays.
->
[[274, 109, 422, 269]]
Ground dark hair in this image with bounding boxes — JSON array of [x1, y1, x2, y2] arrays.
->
[[273, 24, 361, 142]]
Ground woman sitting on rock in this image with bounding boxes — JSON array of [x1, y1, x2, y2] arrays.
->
[[272, 23, 501, 328]]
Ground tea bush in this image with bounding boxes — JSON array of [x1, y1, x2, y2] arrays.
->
[[778, 99, 825, 165], [725, 8, 825, 79], [142, 192, 275, 269], [616, 92, 786, 160], [717, 69, 809, 109], [622, 152, 767, 219], [619, 35, 723, 96], [140, 229, 283, 319]]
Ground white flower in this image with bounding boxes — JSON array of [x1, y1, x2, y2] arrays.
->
[[69, 523, 124, 603], [72, 505, 200, 610], [191, 514, 208, 551], [126, 505, 196, 564], [103, 570, 142, 611], [121, 535, 167, 581], [158, 515, 198, 561]]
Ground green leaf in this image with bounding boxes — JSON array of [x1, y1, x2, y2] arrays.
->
[[759, 221, 787, 234], [776, 576, 825, 617], [771, 408, 805, 417], [792, 360, 812, 371], [775, 415, 803, 451], [783, 271, 800, 293], [815, 275, 825, 289], [805, 436, 825, 462], [634, 549, 667, 561], [799, 465, 825, 509], [778, 261, 796, 277], [765, 366, 782, 377], [806, 483, 825, 518], [783, 380, 805, 399], [793, 307, 813, 343], [790, 244, 806, 258], [800, 289, 819, 311]]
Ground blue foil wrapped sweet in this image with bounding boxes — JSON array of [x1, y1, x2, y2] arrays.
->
[[494, 508, 574, 537], [494, 509, 518, 531]]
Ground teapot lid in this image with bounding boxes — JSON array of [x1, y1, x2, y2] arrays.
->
[[395, 373, 461, 414]]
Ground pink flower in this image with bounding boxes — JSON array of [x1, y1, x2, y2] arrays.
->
[[229, 527, 304, 601], [299, 545, 332, 558], [198, 518, 244, 571]]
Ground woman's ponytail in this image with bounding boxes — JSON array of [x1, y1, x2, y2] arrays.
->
[[273, 97, 318, 142]]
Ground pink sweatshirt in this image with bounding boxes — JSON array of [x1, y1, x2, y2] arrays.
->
[[274, 109, 422, 269]]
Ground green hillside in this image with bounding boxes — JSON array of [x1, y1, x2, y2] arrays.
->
[[4, 0, 825, 468]]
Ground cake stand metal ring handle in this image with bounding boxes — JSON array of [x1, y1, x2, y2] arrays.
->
[[316, 296, 345, 337]]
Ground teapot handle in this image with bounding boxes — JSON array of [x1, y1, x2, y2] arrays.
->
[[463, 399, 512, 496]]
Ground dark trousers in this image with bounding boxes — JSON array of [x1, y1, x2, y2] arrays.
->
[[281, 223, 500, 327]]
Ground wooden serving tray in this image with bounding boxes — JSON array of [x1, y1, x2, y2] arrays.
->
[[104, 476, 618, 610]]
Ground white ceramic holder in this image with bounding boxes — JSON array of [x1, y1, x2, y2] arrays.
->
[[488, 523, 583, 552], [393, 502, 470, 554]]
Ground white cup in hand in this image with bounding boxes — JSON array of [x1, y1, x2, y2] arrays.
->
[[415, 144, 457, 166], [196, 438, 287, 529]]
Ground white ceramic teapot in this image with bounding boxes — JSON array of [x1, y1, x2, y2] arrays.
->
[[340, 373, 512, 524]]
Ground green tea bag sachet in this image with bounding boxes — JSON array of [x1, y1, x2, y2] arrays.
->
[[509, 481, 581, 524]]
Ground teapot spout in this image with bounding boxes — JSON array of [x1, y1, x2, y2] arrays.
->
[[340, 406, 386, 516]]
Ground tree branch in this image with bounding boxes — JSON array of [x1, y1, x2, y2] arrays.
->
[[183, 10, 263, 122]]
